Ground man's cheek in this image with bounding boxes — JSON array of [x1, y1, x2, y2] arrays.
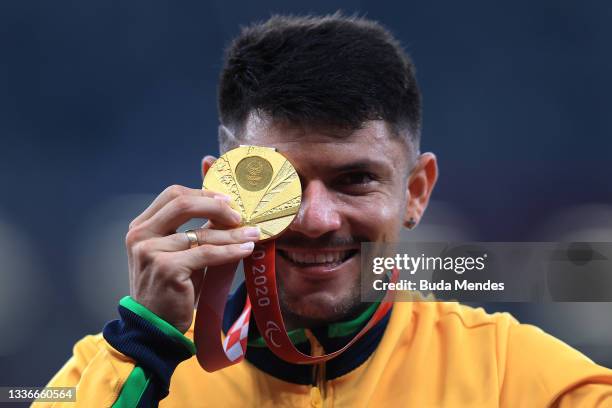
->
[[353, 199, 402, 227]]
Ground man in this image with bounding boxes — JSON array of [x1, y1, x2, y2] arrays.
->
[[38, 14, 612, 407]]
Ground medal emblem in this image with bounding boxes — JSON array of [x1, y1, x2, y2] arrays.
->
[[235, 156, 274, 191], [203, 145, 302, 240]]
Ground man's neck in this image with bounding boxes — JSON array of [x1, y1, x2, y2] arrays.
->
[[281, 301, 373, 331]]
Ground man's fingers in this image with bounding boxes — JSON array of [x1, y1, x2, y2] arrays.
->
[[142, 226, 261, 252], [179, 242, 256, 271], [139, 195, 242, 238], [129, 185, 228, 230]]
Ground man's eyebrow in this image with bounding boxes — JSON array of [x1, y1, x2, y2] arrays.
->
[[325, 158, 392, 173]]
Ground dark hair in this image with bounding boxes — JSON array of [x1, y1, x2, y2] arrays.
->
[[218, 13, 421, 151]]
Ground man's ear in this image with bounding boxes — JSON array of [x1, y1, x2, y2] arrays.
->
[[201, 155, 217, 180], [404, 152, 438, 228]]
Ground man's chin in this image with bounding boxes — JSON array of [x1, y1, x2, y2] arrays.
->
[[279, 289, 363, 328], [275, 249, 363, 327]]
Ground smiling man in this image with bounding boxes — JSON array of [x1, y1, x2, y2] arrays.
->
[[38, 14, 612, 407], [239, 119, 429, 330]]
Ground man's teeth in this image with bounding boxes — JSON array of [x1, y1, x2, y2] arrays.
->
[[285, 251, 350, 264]]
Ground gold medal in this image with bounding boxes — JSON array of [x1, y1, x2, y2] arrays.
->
[[203, 145, 302, 240]]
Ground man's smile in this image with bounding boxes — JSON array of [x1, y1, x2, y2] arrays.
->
[[277, 247, 360, 280]]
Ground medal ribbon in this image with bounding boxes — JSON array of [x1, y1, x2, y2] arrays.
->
[[195, 241, 397, 372]]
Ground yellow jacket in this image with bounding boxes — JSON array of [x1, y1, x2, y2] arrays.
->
[[36, 287, 612, 407]]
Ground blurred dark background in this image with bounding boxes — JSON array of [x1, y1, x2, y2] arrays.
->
[[1, 0, 611, 388]]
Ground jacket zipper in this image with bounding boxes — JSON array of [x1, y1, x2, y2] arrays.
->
[[305, 329, 326, 406]]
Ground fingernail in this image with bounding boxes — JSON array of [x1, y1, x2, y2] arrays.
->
[[213, 194, 231, 202], [243, 226, 260, 239], [231, 209, 242, 223], [240, 241, 255, 251]]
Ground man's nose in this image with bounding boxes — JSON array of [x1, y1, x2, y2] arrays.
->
[[289, 180, 342, 238]]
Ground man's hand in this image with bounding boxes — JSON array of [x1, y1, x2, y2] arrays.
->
[[125, 185, 259, 333]]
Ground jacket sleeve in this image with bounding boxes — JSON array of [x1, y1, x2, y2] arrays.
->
[[33, 297, 195, 408], [499, 322, 612, 407], [554, 383, 612, 407]]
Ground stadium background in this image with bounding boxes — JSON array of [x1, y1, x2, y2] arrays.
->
[[1, 0, 611, 388]]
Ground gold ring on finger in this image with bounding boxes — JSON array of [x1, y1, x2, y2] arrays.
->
[[185, 229, 200, 249]]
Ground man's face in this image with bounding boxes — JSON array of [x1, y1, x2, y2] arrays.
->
[[239, 115, 415, 327]]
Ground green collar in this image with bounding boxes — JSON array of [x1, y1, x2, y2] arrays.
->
[[247, 301, 380, 347]]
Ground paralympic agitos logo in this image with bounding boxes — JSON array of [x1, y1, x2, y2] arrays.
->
[[264, 321, 282, 348]]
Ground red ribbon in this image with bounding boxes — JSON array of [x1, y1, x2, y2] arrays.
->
[[195, 241, 396, 371]]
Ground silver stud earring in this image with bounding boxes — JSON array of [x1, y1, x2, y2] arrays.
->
[[407, 217, 417, 229]]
